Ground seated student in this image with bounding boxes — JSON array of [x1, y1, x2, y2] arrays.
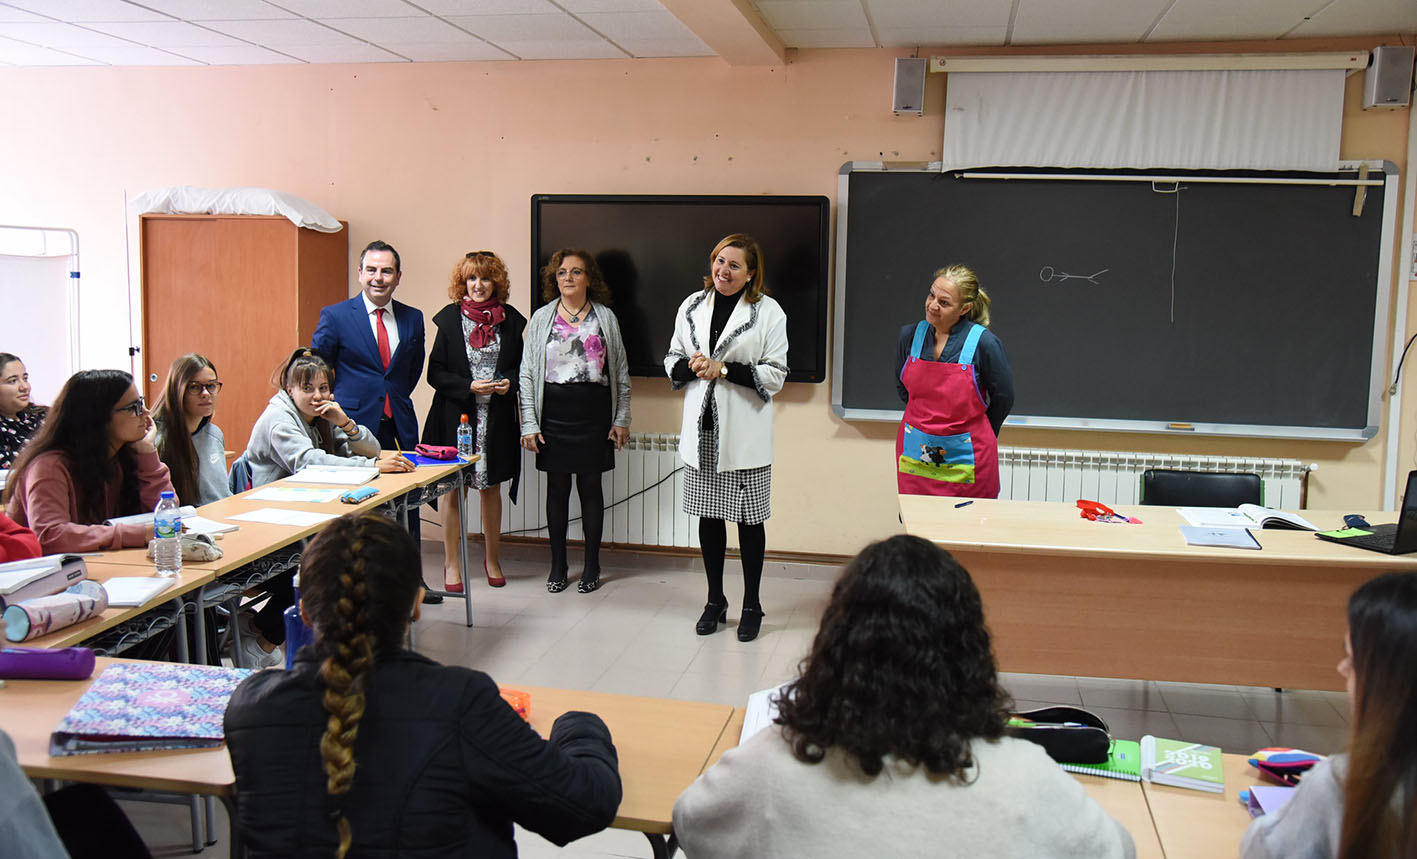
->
[[673, 534, 1136, 858], [0, 511, 40, 562], [243, 347, 413, 487], [0, 352, 47, 470], [1241, 571, 1417, 859], [3, 370, 172, 554], [151, 353, 230, 507], [224, 512, 623, 858]]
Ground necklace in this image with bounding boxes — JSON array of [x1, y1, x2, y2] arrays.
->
[[558, 298, 589, 323]]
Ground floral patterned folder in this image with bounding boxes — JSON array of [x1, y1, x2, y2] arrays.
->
[[50, 662, 253, 756]]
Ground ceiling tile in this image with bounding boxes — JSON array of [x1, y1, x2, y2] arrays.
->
[[559, 0, 663, 11], [265, 0, 418, 17], [774, 27, 875, 48], [415, 0, 558, 13], [173, 42, 300, 62], [492, 38, 625, 59], [377, 39, 513, 60], [444, 12, 595, 41], [866, 0, 1008, 28], [203, 18, 368, 46], [579, 10, 699, 40], [1149, 0, 1315, 40], [132, 0, 295, 20], [0, 37, 102, 63], [279, 41, 406, 61], [0, 21, 139, 46], [0, 0, 170, 22], [325, 15, 471, 43], [1013, 0, 1168, 44], [875, 24, 1006, 45], [619, 36, 715, 57], [83, 20, 249, 47], [66, 42, 201, 63], [753, 1, 869, 30], [1290, 0, 1417, 38]]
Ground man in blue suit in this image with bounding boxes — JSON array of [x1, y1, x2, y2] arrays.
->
[[313, 239, 440, 602]]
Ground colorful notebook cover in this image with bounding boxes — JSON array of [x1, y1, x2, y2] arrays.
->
[[50, 662, 252, 756], [1061, 739, 1142, 781], [1141, 735, 1226, 793]]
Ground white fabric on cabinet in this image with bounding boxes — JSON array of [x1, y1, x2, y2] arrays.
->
[[132, 186, 342, 232], [942, 69, 1345, 172]]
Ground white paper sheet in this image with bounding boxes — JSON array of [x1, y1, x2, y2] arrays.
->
[[183, 515, 240, 536], [248, 487, 343, 503], [1177, 507, 1258, 528], [228, 508, 339, 527], [103, 576, 177, 606], [741, 682, 792, 744], [284, 466, 377, 486]]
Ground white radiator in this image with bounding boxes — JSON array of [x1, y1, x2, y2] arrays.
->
[[999, 447, 1309, 509], [463, 433, 699, 548]]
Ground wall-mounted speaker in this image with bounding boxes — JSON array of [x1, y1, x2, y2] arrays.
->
[[1363, 46, 1414, 109], [893, 57, 927, 116]]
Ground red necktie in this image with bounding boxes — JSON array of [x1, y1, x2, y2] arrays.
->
[[375, 308, 392, 418]]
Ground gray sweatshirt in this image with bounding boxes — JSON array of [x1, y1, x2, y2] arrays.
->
[[191, 419, 233, 506], [243, 391, 380, 487]]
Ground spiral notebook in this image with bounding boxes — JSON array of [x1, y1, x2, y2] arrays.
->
[[1060, 739, 1142, 782]]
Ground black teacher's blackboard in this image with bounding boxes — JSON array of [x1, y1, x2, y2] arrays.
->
[[833, 164, 1393, 440]]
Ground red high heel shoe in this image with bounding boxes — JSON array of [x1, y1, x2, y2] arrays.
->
[[443, 565, 464, 594], [484, 560, 506, 588]]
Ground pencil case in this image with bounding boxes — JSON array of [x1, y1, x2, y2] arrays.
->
[[414, 444, 459, 461], [1006, 706, 1111, 764], [340, 486, 380, 504], [0, 646, 96, 680]]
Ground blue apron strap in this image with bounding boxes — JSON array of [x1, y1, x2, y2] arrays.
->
[[909, 320, 931, 359], [958, 323, 986, 366]]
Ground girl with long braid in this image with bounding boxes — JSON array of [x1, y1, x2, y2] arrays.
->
[[224, 512, 623, 857]]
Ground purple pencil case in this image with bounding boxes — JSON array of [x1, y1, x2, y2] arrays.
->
[[0, 646, 96, 680]]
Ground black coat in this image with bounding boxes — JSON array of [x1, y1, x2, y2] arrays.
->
[[224, 649, 622, 859], [422, 302, 526, 501]]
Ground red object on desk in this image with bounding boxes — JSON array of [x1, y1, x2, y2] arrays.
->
[[1077, 499, 1141, 525]]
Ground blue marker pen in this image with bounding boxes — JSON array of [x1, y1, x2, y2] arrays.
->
[[955, 500, 974, 508]]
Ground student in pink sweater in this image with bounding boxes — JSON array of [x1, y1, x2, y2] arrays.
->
[[3, 370, 172, 554]]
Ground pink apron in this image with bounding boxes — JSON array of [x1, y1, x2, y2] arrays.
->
[[896, 321, 1000, 498]]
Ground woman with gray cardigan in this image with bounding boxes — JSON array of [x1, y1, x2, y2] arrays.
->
[[520, 249, 631, 594]]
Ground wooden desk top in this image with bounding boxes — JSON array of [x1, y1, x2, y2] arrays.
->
[[21, 561, 212, 650], [705, 707, 1163, 857], [899, 496, 1409, 569], [1142, 753, 1258, 859]]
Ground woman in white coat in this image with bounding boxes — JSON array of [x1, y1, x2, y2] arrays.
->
[[664, 234, 788, 642]]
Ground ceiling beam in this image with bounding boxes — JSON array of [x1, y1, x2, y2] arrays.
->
[[659, 0, 787, 66]]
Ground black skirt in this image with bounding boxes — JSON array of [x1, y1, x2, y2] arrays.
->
[[536, 382, 614, 474]]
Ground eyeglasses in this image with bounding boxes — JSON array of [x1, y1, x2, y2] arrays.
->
[[113, 396, 147, 417], [465, 250, 495, 258], [185, 381, 223, 395]]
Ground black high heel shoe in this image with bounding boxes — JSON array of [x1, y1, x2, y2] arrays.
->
[[546, 569, 569, 593], [577, 569, 601, 593], [737, 607, 765, 642], [695, 601, 728, 635]]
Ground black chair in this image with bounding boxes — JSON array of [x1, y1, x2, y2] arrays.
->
[[1140, 469, 1262, 507]]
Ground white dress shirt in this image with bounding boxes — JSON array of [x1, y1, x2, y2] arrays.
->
[[362, 291, 400, 359]]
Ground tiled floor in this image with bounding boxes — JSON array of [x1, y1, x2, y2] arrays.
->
[[121, 541, 1352, 858]]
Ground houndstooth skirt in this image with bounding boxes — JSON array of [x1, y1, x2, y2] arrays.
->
[[682, 401, 772, 525]]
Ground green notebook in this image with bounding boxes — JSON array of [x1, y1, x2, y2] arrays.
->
[[1140, 735, 1225, 793], [1061, 739, 1142, 782]]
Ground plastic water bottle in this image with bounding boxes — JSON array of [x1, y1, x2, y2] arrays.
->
[[282, 571, 315, 669], [456, 413, 474, 460], [153, 491, 182, 578]]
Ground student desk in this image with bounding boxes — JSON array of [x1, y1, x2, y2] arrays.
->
[[704, 707, 1165, 857], [1, 661, 733, 859], [898, 496, 1407, 690], [19, 560, 207, 655], [1143, 753, 1259, 859]]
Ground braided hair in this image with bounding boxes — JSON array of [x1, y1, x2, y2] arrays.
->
[[298, 512, 422, 858]]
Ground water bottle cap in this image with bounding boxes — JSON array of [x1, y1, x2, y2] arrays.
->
[[460, 414, 469, 421], [160, 490, 175, 499]]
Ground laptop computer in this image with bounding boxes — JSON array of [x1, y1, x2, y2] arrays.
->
[[1315, 470, 1417, 555]]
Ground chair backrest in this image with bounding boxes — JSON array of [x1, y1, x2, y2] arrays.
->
[[228, 454, 253, 495], [1140, 469, 1262, 507]]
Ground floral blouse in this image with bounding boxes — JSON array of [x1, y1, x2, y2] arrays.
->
[[0, 406, 45, 470], [545, 308, 608, 385]]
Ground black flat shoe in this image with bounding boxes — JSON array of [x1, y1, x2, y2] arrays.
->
[[737, 607, 765, 642], [696, 601, 728, 635], [547, 570, 569, 594], [421, 590, 444, 605], [577, 571, 601, 593]]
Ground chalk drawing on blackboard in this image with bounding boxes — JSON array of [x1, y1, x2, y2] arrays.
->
[[1038, 266, 1109, 284]]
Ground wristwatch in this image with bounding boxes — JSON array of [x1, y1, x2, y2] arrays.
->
[[719, 362, 728, 378]]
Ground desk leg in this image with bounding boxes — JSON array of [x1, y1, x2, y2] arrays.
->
[[193, 586, 208, 666], [458, 477, 473, 628], [644, 833, 677, 859], [174, 598, 190, 664]]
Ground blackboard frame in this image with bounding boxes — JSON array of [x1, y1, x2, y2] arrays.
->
[[830, 160, 1399, 442]]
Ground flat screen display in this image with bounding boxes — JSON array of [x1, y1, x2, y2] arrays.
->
[[531, 194, 829, 383]]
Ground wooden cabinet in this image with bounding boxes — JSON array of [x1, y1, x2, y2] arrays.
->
[[139, 215, 348, 460]]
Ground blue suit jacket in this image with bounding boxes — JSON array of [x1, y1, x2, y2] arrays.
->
[[312, 295, 425, 443]]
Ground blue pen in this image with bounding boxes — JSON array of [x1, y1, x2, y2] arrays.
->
[[955, 500, 974, 508]]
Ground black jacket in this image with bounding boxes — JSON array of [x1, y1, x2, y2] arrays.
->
[[422, 302, 527, 501], [224, 649, 621, 858]]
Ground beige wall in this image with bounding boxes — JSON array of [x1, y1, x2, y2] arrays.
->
[[1, 40, 1412, 556]]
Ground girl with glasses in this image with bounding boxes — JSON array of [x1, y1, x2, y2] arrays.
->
[[2, 369, 174, 553], [151, 353, 231, 506]]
